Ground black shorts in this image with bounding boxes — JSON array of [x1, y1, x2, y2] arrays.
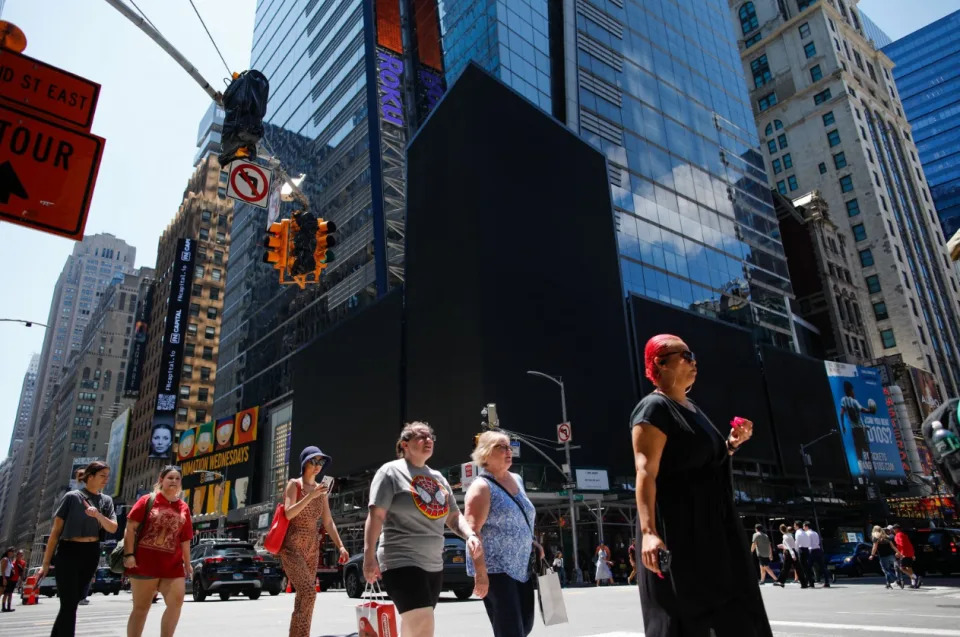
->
[[3, 579, 15, 594], [380, 566, 443, 614], [758, 556, 770, 566], [900, 556, 915, 568]]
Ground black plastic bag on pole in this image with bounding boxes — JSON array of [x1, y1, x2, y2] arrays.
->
[[218, 70, 270, 166]]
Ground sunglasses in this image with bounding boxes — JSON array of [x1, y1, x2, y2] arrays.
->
[[306, 457, 326, 467], [493, 443, 512, 452], [660, 349, 696, 363], [411, 433, 437, 442]]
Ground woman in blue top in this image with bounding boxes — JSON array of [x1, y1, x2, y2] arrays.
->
[[465, 431, 544, 637]]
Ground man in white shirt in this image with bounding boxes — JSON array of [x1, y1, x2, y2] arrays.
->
[[803, 521, 831, 587], [775, 524, 809, 588], [793, 520, 815, 588]]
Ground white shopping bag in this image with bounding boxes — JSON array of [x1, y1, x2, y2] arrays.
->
[[537, 568, 569, 626]]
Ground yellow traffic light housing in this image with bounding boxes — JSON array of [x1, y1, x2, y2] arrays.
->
[[263, 220, 290, 274], [314, 219, 337, 274]]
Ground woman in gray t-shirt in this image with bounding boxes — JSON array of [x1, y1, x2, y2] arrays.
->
[[363, 422, 481, 637]]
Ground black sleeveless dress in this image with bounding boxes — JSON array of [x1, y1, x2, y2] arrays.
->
[[630, 393, 772, 637]]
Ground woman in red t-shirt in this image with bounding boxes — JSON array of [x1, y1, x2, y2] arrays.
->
[[123, 465, 194, 637]]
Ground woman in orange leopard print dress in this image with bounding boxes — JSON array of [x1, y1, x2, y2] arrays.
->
[[280, 446, 349, 637]]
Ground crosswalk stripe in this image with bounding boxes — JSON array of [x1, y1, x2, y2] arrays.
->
[[770, 621, 960, 636]]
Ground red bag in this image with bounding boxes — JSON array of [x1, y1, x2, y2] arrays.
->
[[356, 582, 398, 637], [263, 502, 288, 554]]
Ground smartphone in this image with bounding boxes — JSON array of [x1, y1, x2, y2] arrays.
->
[[321, 475, 334, 489], [658, 548, 672, 574]]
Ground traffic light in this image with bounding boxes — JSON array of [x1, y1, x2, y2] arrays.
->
[[263, 219, 290, 272], [473, 433, 480, 449], [218, 70, 270, 166], [314, 219, 337, 273], [290, 211, 319, 276]]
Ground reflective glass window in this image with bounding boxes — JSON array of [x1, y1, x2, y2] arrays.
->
[[810, 65, 823, 82], [777, 180, 787, 195], [827, 129, 841, 146], [799, 23, 811, 38], [778, 134, 788, 149], [772, 159, 782, 174], [818, 162, 827, 174], [880, 329, 897, 348], [814, 89, 832, 104], [846, 199, 860, 216], [859, 249, 874, 267], [804, 42, 817, 58], [873, 301, 889, 320], [833, 152, 847, 168], [783, 153, 793, 168], [758, 92, 778, 111], [852, 222, 866, 240], [788, 175, 799, 191], [822, 111, 835, 126], [866, 275, 881, 293]]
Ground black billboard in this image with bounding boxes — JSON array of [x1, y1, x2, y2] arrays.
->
[[123, 279, 154, 396], [149, 238, 195, 459]]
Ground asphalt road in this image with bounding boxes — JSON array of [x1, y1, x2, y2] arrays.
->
[[5, 576, 960, 636]]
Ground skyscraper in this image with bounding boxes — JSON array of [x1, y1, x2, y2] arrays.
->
[[8, 353, 39, 456], [0, 354, 39, 545], [883, 10, 960, 239], [440, 0, 795, 347], [729, 0, 960, 395]]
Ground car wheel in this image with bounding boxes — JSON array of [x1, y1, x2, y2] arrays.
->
[[219, 592, 231, 601], [247, 590, 261, 600], [192, 579, 207, 602], [454, 587, 473, 600], [853, 564, 863, 577], [269, 588, 280, 596], [345, 569, 363, 599]]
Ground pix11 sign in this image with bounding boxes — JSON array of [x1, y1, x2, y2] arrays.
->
[[0, 103, 103, 239]]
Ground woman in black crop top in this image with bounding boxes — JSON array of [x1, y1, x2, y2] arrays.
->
[[630, 334, 772, 637], [39, 461, 117, 637]]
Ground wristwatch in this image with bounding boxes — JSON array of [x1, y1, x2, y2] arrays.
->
[[124, 553, 135, 558]]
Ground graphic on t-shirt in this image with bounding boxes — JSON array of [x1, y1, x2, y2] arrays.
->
[[409, 474, 449, 520], [138, 506, 185, 553]]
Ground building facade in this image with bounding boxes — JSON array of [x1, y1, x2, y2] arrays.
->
[[729, 0, 960, 395], [8, 354, 39, 455], [883, 10, 960, 239], [122, 154, 233, 503], [12, 234, 136, 550]]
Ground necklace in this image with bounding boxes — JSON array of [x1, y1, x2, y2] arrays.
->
[[655, 390, 727, 443]]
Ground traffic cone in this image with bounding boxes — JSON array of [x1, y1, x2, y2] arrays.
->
[[285, 580, 292, 594], [315, 576, 321, 592]]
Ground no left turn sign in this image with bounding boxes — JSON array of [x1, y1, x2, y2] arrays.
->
[[557, 422, 572, 443], [226, 160, 270, 208]]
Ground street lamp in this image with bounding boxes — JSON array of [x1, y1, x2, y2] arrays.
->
[[800, 430, 839, 534], [526, 370, 583, 584], [0, 318, 50, 328]]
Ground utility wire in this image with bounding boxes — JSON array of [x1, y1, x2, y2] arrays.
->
[[127, 0, 159, 33], [188, 0, 233, 76]]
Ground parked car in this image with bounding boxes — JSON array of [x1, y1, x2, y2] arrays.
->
[[190, 539, 263, 602], [257, 551, 284, 595], [909, 527, 960, 576], [343, 534, 474, 600], [23, 566, 57, 598], [91, 567, 122, 595], [823, 541, 881, 577]]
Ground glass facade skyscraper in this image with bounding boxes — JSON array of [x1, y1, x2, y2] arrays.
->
[[884, 10, 960, 238], [440, 0, 795, 348]]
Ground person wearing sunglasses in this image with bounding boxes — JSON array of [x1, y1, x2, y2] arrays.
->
[[280, 446, 348, 637], [364, 422, 482, 637], [630, 334, 771, 636]]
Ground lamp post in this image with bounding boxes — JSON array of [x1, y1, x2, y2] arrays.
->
[[526, 370, 583, 584], [800, 430, 839, 534], [0, 318, 49, 328]]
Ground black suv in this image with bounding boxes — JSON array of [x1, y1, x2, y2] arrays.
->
[[257, 551, 285, 595], [91, 567, 122, 595], [190, 540, 264, 601], [343, 534, 474, 600], [909, 527, 960, 576]]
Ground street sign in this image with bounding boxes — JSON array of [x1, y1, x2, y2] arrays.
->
[[510, 439, 521, 458], [0, 49, 100, 130], [226, 160, 270, 208], [556, 491, 584, 501], [562, 481, 577, 489], [0, 102, 104, 239], [557, 422, 572, 443]]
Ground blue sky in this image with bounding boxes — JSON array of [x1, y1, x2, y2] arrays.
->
[[0, 0, 958, 459]]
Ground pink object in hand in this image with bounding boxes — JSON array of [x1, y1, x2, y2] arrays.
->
[[730, 417, 748, 429]]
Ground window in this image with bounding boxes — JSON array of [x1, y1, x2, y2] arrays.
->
[[782, 153, 793, 168], [859, 249, 874, 267], [198, 388, 209, 402], [852, 223, 866, 241], [774, 119, 783, 130], [814, 89, 832, 104], [199, 228, 209, 241], [874, 172, 881, 187], [833, 152, 847, 168], [798, 22, 811, 38], [866, 62, 877, 82], [209, 287, 220, 301], [751, 55, 772, 88], [788, 175, 799, 191], [765, 123, 773, 136], [880, 329, 896, 349], [192, 285, 203, 298], [214, 251, 224, 264], [767, 140, 777, 154], [187, 323, 198, 336], [777, 180, 787, 195], [840, 175, 854, 192], [211, 269, 222, 281], [798, 0, 815, 11], [201, 210, 211, 222], [827, 129, 841, 146], [866, 148, 873, 163], [873, 302, 889, 320], [758, 92, 777, 111], [772, 159, 782, 174], [745, 32, 762, 47], [202, 346, 213, 360], [846, 199, 860, 217], [177, 407, 188, 422], [818, 162, 827, 174], [185, 343, 196, 357], [804, 42, 817, 58], [778, 134, 788, 149], [739, 2, 759, 35], [206, 307, 218, 319], [866, 275, 881, 294], [216, 232, 226, 245], [810, 65, 823, 82], [200, 367, 212, 381], [910, 298, 918, 316], [204, 326, 216, 339], [180, 385, 191, 398], [182, 363, 193, 379], [853, 50, 864, 71], [196, 409, 207, 422], [195, 265, 204, 279], [189, 303, 200, 317], [822, 111, 835, 125]]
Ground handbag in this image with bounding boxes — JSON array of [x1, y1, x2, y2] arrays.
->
[[109, 493, 155, 574], [264, 480, 300, 554], [356, 581, 398, 637], [482, 473, 538, 577], [536, 558, 569, 626]]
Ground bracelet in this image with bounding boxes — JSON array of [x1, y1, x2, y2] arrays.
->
[[726, 440, 741, 455], [124, 553, 135, 558]]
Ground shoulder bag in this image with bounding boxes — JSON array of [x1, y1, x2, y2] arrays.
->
[[109, 493, 156, 574], [482, 474, 540, 578], [264, 479, 301, 555]]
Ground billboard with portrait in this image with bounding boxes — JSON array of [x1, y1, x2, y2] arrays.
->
[[104, 409, 130, 497], [909, 366, 944, 418], [825, 362, 906, 482]]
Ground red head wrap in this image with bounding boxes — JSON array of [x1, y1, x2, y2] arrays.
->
[[644, 334, 682, 385]]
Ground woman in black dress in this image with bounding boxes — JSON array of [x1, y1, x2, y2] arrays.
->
[[630, 334, 772, 637]]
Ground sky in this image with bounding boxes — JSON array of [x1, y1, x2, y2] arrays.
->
[[0, 0, 959, 461]]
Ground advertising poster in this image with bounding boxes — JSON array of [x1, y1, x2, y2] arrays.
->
[[825, 362, 906, 481], [909, 366, 944, 418], [215, 416, 234, 451], [123, 281, 153, 396], [149, 238, 195, 459], [234, 407, 259, 445], [104, 409, 130, 497], [178, 427, 197, 461], [195, 421, 215, 456]]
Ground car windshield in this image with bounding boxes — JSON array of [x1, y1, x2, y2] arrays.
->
[[211, 544, 255, 556]]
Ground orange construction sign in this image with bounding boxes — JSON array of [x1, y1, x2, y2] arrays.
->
[[0, 102, 104, 240], [0, 48, 100, 130]]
